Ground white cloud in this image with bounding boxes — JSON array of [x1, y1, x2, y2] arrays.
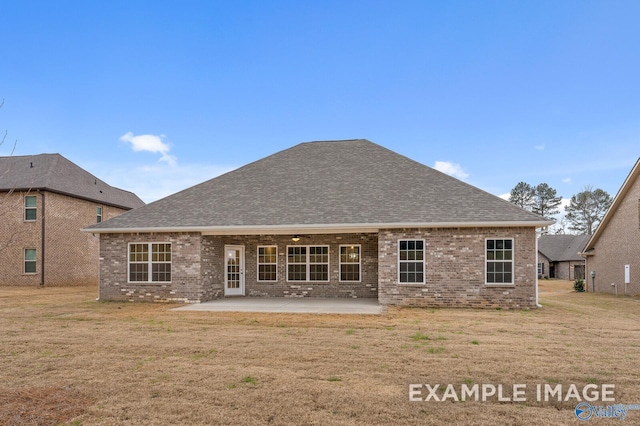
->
[[562, 177, 572, 184], [534, 145, 545, 151], [120, 132, 177, 166], [433, 161, 469, 179], [498, 193, 511, 201]]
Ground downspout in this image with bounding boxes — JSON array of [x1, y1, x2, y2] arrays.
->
[[40, 191, 45, 287], [535, 233, 541, 307]]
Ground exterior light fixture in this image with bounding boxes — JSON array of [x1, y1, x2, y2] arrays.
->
[[292, 235, 300, 242]]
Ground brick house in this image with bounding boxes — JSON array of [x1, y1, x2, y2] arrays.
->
[[0, 154, 144, 286], [582, 157, 640, 295], [537, 234, 589, 280], [87, 139, 551, 308]]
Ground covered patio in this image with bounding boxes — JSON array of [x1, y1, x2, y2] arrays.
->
[[173, 297, 384, 314]]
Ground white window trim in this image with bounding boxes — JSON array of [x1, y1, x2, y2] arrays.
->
[[24, 195, 37, 222], [286, 245, 330, 282], [397, 239, 426, 285], [257, 245, 278, 282], [339, 244, 361, 283], [485, 238, 515, 286], [127, 242, 172, 284], [96, 206, 103, 223], [24, 248, 37, 275]]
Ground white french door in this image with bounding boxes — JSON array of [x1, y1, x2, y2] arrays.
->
[[224, 245, 245, 296]]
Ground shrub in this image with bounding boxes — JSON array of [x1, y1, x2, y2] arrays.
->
[[574, 279, 585, 292]]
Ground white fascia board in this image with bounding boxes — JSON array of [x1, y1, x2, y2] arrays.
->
[[83, 220, 554, 235]]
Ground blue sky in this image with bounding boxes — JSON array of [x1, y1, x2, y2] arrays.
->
[[2, 1, 639, 222]]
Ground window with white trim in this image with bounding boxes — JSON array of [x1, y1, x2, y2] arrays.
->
[[486, 239, 513, 284], [128, 243, 172, 283], [537, 262, 545, 276], [25, 196, 37, 221], [398, 240, 425, 283], [24, 249, 36, 274], [96, 206, 103, 223], [287, 246, 329, 282], [339, 245, 361, 282], [257, 246, 277, 281]]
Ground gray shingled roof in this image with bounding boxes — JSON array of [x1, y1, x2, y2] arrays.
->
[[87, 139, 550, 232], [538, 234, 590, 262], [0, 154, 145, 210]]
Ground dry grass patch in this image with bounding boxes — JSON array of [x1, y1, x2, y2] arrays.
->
[[0, 386, 93, 426], [1, 282, 639, 425]]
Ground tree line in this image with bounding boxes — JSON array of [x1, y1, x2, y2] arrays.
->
[[509, 182, 612, 235]]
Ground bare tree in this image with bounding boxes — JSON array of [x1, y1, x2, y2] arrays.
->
[[0, 99, 17, 156], [0, 98, 20, 252]]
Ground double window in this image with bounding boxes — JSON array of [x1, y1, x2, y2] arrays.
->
[[398, 240, 425, 284], [486, 239, 513, 284], [25, 196, 37, 221], [128, 243, 172, 283], [287, 246, 329, 282], [339, 245, 361, 282], [257, 246, 277, 281]]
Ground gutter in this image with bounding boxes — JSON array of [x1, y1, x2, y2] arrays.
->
[[535, 233, 541, 307], [40, 191, 45, 287], [1, 187, 141, 211], [83, 220, 555, 235]]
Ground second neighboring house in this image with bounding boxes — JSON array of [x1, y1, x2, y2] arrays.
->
[[87, 139, 552, 308], [582, 157, 640, 296], [0, 154, 145, 286], [537, 234, 589, 281]]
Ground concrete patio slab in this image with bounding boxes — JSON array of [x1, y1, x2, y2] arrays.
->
[[172, 297, 384, 314]]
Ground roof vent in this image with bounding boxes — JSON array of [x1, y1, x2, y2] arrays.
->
[[30, 162, 33, 168]]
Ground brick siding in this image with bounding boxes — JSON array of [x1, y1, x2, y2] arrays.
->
[[98, 228, 538, 308], [99, 233, 378, 302], [0, 191, 128, 286], [203, 233, 379, 299], [99, 232, 204, 302], [585, 173, 640, 296], [378, 227, 537, 308]]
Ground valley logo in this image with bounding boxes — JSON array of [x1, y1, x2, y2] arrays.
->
[[575, 402, 640, 421]]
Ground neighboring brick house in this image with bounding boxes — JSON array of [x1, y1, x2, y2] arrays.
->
[[0, 154, 145, 286], [537, 234, 589, 281], [86, 139, 551, 308], [582, 157, 640, 296]]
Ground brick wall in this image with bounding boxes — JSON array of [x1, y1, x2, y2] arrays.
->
[[0, 192, 42, 285], [552, 260, 585, 281], [98, 228, 540, 308], [0, 191, 128, 286], [378, 227, 538, 308], [99, 232, 203, 302], [585, 173, 640, 296], [99, 232, 378, 302], [203, 233, 378, 299], [538, 252, 550, 279]]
